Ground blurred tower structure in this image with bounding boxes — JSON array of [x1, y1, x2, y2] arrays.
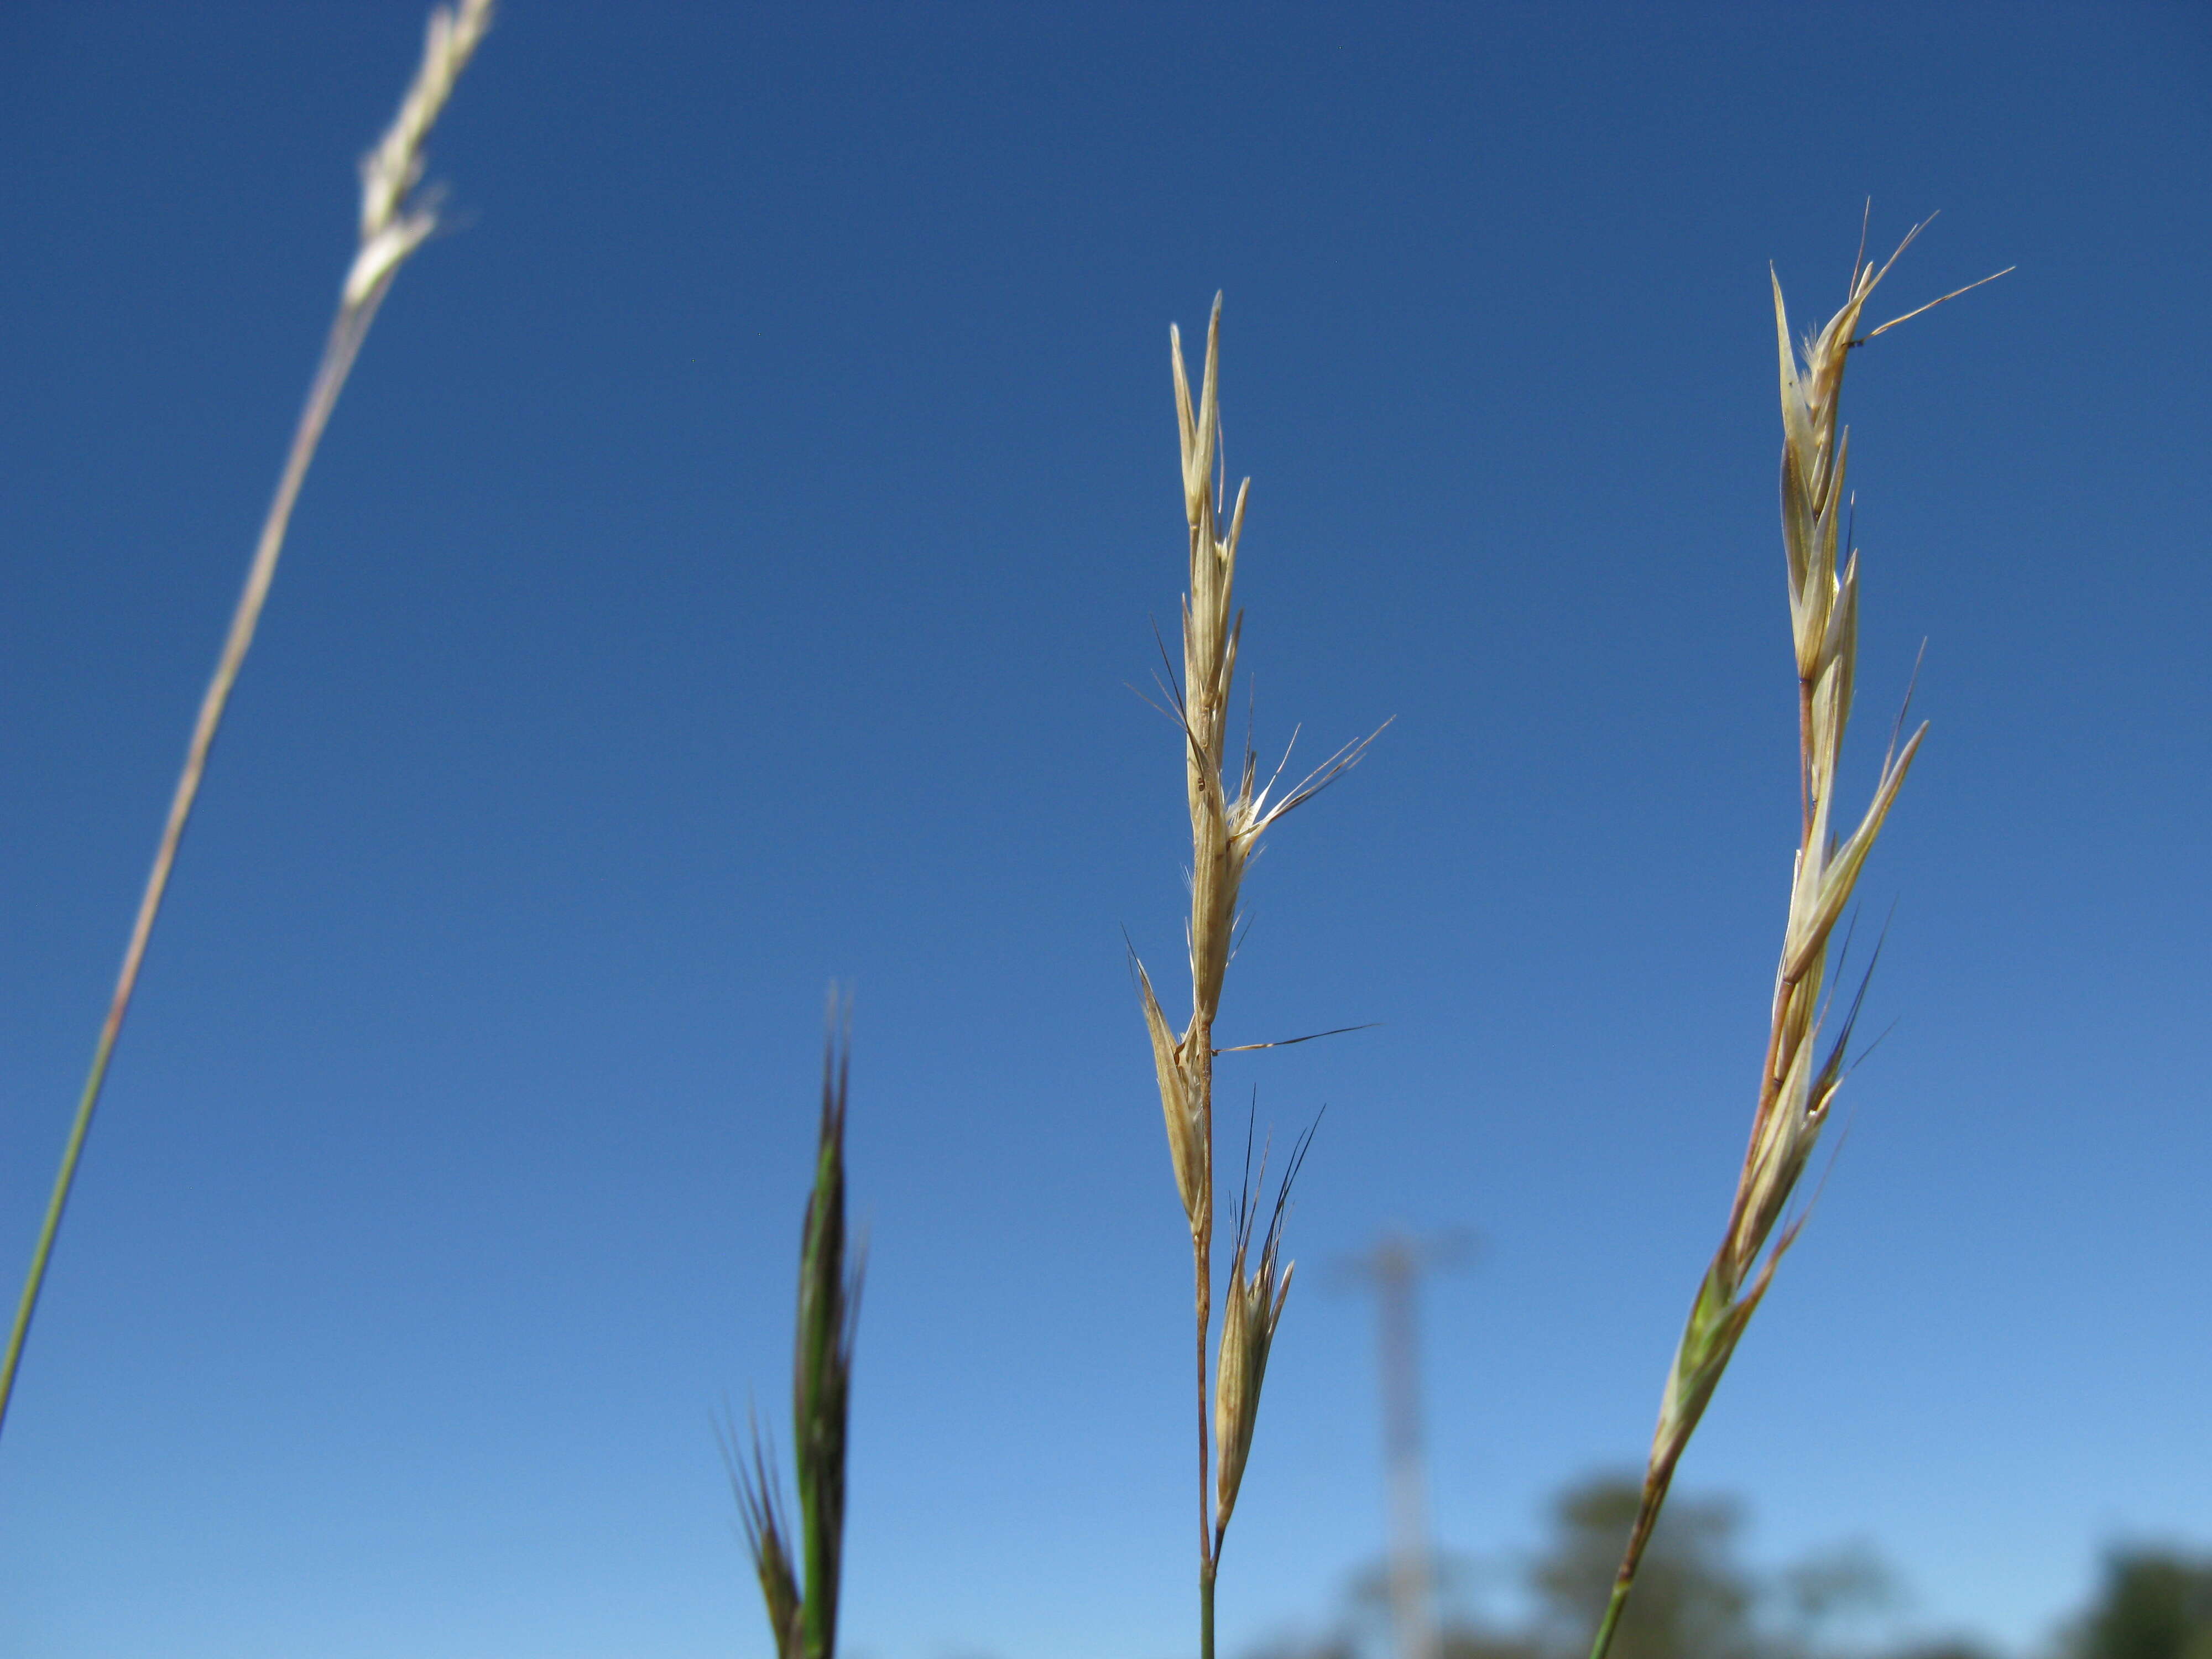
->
[[1339, 1229, 1471, 1659]]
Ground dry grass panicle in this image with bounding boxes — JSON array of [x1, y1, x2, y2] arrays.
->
[[1131, 294, 1376, 1659], [1213, 1120, 1316, 1544], [1586, 221, 2006, 1659]]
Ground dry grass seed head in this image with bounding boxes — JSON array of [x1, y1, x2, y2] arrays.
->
[[1133, 945, 1209, 1234], [1136, 297, 1376, 1239], [1212, 1112, 1316, 1544], [1597, 223, 2003, 1659], [1724, 221, 2005, 1302]]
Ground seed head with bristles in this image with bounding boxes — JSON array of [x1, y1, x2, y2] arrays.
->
[[729, 1000, 865, 1659], [1212, 1117, 1313, 1549], [1136, 296, 1378, 1239], [1652, 229, 1948, 1479], [1587, 221, 2006, 1659], [1131, 297, 1375, 1659], [720, 1410, 803, 1659]]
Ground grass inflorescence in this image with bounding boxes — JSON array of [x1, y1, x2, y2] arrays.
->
[[726, 1008, 865, 1659], [1587, 221, 2007, 1659], [1130, 294, 1379, 1659]]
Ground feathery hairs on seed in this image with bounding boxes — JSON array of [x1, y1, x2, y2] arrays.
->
[[0, 0, 496, 1443], [1585, 221, 2003, 1659]]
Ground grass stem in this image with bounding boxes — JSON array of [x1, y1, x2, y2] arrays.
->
[[1196, 1240, 1214, 1582], [0, 0, 491, 1447], [0, 298, 377, 1442]]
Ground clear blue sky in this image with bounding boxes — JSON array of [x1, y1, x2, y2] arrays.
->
[[2, 4, 2206, 1657]]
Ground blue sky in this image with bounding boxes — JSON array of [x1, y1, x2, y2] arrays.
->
[[1, 3, 2206, 1656]]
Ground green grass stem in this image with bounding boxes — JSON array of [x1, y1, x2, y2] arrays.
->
[[0, 298, 379, 1442]]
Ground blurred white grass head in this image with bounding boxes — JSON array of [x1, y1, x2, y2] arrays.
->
[[347, 0, 495, 306]]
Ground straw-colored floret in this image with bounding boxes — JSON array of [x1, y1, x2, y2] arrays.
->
[[1213, 1240, 1290, 1536], [1212, 1130, 1307, 1542]]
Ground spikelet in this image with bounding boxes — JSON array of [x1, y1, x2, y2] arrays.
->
[[1135, 951, 1209, 1235], [731, 1003, 865, 1659], [721, 1412, 803, 1659], [1212, 1123, 1311, 1546]]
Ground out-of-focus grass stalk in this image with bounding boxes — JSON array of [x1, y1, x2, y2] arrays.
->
[[1587, 223, 2006, 1659], [727, 1009, 863, 1659], [1131, 295, 1374, 1659], [0, 0, 495, 1444]]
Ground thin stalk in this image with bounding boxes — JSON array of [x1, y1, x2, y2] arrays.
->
[[0, 295, 384, 1439], [1587, 1459, 1675, 1659], [0, 0, 492, 1445], [1192, 1027, 1215, 1604], [1196, 1238, 1213, 1580], [1589, 1583, 1628, 1659], [1201, 1562, 1217, 1659]]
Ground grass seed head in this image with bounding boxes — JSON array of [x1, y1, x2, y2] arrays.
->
[[1212, 1119, 1313, 1545], [347, 0, 495, 305], [792, 1011, 863, 1659], [1590, 220, 2001, 1659], [1134, 948, 1210, 1235], [1139, 299, 1372, 1249], [1726, 232, 1947, 1293]]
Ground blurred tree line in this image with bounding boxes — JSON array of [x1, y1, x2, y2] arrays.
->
[[1247, 1475, 2212, 1659]]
